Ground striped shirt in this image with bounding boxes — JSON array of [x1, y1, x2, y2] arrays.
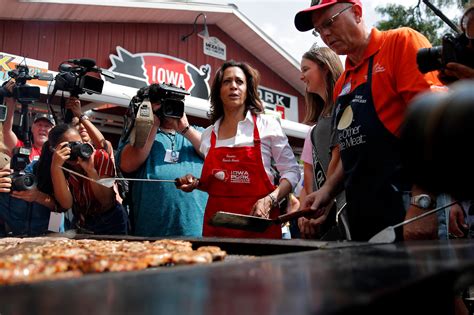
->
[[67, 149, 115, 215]]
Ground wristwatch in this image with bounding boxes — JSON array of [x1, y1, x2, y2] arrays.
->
[[410, 194, 436, 209]]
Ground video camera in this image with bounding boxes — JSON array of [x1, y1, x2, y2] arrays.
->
[[10, 147, 36, 191], [122, 83, 189, 148], [50, 58, 115, 122], [146, 83, 189, 119], [1, 64, 53, 103], [416, 0, 474, 77]]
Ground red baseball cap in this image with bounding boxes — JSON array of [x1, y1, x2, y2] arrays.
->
[[294, 0, 361, 32]]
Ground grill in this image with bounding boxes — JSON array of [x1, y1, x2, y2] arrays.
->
[[0, 236, 473, 315]]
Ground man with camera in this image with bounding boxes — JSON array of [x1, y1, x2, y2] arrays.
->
[[0, 80, 58, 236], [294, 0, 446, 241], [117, 83, 208, 237], [438, 5, 474, 83], [2, 80, 54, 161], [0, 151, 60, 236]]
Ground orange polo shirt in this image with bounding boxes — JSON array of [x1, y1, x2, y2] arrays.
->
[[334, 27, 445, 137]]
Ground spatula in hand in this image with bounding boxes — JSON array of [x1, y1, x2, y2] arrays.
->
[[210, 209, 313, 233]]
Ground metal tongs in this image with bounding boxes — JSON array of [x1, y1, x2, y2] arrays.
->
[[59, 166, 178, 188]]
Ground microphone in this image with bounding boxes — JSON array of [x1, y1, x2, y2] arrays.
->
[[67, 58, 96, 69]]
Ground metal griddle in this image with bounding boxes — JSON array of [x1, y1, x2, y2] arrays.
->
[[0, 236, 473, 315]]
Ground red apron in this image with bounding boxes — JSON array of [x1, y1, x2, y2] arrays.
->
[[201, 114, 281, 239]]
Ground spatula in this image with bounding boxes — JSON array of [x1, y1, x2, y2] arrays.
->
[[368, 201, 457, 243], [210, 209, 313, 233]]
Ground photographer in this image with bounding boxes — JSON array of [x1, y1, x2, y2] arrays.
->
[[49, 124, 128, 235], [439, 5, 474, 82], [117, 84, 207, 237], [0, 147, 61, 237], [2, 80, 54, 161], [67, 96, 123, 204]]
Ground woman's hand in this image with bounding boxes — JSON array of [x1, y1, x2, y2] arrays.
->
[[52, 142, 71, 167], [250, 195, 274, 219], [175, 174, 199, 192], [65, 97, 82, 117]]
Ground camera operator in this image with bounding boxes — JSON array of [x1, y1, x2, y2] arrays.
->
[[0, 149, 62, 237], [2, 80, 54, 161], [117, 84, 207, 237], [441, 6, 474, 82]]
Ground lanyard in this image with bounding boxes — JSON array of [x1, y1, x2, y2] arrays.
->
[[160, 129, 176, 152]]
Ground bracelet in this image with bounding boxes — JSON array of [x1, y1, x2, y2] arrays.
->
[[79, 114, 89, 122], [268, 194, 278, 208], [180, 125, 190, 135]]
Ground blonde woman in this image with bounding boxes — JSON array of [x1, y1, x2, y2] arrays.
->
[[298, 46, 345, 239]]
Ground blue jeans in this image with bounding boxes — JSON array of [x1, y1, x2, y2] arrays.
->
[[0, 193, 51, 236], [75, 203, 128, 235]]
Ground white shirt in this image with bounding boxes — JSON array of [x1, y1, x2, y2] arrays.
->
[[200, 111, 301, 189]]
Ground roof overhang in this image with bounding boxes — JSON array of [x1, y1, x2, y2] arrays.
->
[[1, 0, 305, 95]]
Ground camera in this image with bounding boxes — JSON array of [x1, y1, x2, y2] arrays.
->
[[50, 58, 115, 122], [147, 83, 189, 119], [66, 141, 94, 161], [2, 64, 52, 103], [10, 147, 37, 191], [417, 33, 474, 74], [416, 0, 474, 77], [121, 83, 189, 148], [52, 59, 110, 97]]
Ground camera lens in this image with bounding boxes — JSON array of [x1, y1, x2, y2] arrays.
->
[[161, 99, 184, 119], [69, 142, 94, 160], [22, 174, 35, 187], [11, 173, 37, 191], [416, 46, 443, 73]]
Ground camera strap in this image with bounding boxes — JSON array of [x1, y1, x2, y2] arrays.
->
[[46, 83, 61, 125]]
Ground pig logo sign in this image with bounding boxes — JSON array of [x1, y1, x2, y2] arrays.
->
[[106, 46, 211, 99]]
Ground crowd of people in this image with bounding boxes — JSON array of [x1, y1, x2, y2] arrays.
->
[[0, 0, 472, 244]]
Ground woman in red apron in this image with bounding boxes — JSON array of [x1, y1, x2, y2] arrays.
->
[[177, 60, 300, 239]]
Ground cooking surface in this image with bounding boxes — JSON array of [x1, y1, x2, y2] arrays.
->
[[0, 238, 473, 315]]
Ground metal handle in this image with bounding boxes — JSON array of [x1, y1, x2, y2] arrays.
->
[[277, 209, 313, 224], [392, 201, 458, 229]]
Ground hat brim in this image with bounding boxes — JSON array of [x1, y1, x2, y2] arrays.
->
[[294, 2, 337, 32], [34, 118, 54, 125]]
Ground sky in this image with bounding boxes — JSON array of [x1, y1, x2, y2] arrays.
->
[[224, 0, 421, 63]]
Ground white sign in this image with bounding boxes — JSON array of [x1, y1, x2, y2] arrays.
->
[[203, 36, 226, 61], [258, 85, 299, 122]]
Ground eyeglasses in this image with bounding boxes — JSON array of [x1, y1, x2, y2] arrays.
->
[[312, 5, 353, 37]]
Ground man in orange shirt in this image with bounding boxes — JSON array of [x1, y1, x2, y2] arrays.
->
[[295, 0, 445, 241]]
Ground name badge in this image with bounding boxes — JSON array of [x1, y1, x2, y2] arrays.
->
[[48, 212, 64, 233], [164, 149, 180, 163]]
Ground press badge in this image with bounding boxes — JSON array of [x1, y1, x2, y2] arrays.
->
[[48, 212, 64, 233], [164, 149, 180, 163]]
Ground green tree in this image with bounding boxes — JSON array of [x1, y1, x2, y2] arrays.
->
[[375, 1, 465, 45]]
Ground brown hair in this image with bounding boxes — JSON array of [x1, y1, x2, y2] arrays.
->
[[302, 46, 343, 124], [209, 60, 264, 124]]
